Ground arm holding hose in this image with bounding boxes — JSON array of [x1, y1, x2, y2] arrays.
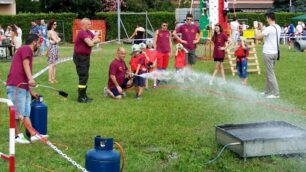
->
[[23, 58, 38, 98]]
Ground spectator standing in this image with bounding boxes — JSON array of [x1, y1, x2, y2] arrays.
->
[[230, 16, 240, 42], [40, 19, 48, 56], [256, 12, 281, 99], [209, 23, 230, 85], [73, 18, 100, 103], [14, 24, 22, 50], [130, 24, 145, 45], [47, 20, 61, 84], [154, 22, 172, 71], [234, 37, 249, 85], [173, 13, 201, 68]]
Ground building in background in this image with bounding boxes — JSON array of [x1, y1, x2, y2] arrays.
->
[[228, 0, 274, 12], [0, 0, 16, 15], [193, 0, 274, 13]]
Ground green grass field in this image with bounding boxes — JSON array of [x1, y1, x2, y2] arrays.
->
[[1, 43, 306, 172]]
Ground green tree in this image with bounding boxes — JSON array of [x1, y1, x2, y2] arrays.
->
[[16, 0, 43, 13], [46, 0, 102, 18], [124, 0, 177, 12], [273, 0, 305, 12]]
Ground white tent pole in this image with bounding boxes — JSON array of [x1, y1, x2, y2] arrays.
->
[[117, 0, 121, 43]]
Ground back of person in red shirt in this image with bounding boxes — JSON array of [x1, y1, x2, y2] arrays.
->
[[175, 43, 188, 70], [145, 39, 158, 88], [73, 18, 100, 103], [105, 47, 132, 99], [209, 23, 231, 85]]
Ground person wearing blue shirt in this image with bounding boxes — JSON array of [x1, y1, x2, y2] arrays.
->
[[40, 19, 48, 56]]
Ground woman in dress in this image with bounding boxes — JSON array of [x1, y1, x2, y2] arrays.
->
[[47, 19, 61, 83]]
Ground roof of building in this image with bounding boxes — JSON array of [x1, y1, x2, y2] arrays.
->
[[228, 0, 273, 9]]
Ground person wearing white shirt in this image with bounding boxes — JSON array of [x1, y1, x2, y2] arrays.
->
[[256, 12, 281, 99], [230, 16, 240, 42], [295, 21, 303, 36]]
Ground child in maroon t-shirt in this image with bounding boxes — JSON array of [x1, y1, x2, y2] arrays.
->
[[209, 24, 230, 85]]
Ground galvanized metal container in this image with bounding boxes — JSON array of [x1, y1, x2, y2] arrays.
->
[[216, 121, 306, 159]]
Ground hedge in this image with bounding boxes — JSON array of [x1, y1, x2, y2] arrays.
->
[[0, 13, 77, 42], [95, 12, 176, 41], [1, 12, 303, 42], [96, 12, 304, 41]]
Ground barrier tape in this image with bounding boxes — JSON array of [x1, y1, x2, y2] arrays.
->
[[33, 57, 73, 79]]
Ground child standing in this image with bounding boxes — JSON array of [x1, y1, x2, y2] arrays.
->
[[175, 43, 188, 70], [145, 39, 158, 88], [234, 37, 249, 85], [129, 44, 147, 100], [209, 23, 230, 85]]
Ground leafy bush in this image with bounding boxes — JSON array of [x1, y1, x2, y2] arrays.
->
[[95, 12, 175, 40], [0, 13, 77, 42]]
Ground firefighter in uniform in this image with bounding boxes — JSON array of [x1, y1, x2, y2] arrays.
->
[[73, 18, 100, 103]]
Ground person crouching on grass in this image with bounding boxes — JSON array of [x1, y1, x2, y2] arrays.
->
[[104, 47, 133, 99], [129, 44, 147, 100], [234, 37, 249, 85], [144, 39, 158, 88]]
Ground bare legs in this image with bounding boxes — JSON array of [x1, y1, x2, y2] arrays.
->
[[48, 63, 57, 83]]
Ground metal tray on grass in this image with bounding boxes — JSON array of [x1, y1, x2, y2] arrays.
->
[[216, 121, 306, 160]]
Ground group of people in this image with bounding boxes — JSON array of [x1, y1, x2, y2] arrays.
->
[[0, 24, 22, 57], [5, 11, 282, 144], [107, 12, 282, 100], [4, 19, 61, 144], [29, 19, 61, 83], [283, 21, 306, 49]]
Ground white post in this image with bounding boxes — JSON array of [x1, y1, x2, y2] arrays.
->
[[117, 0, 121, 43]]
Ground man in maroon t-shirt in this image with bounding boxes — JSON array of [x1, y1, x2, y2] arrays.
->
[[154, 22, 172, 70], [104, 47, 132, 99], [73, 18, 100, 103], [173, 13, 201, 67], [6, 34, 47, 144]]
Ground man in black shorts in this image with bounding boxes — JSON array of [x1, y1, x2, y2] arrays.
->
[[104, 47, 132, 99]]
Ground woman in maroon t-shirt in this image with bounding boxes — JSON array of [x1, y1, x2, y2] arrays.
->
[[209, 24, 230, 85]]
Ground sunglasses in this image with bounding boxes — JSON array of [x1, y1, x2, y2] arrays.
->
[[186, 18, 193, 21], [162, 24, 168, 27], [53, 23, 57, 25]]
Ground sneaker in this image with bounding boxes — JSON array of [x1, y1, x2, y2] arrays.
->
[[103, 87, 108, 97], [31, 134, 49, 142], [266, 95, 280, 99], [78, 96, 93, 103], [15, 133, 30, 144]]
